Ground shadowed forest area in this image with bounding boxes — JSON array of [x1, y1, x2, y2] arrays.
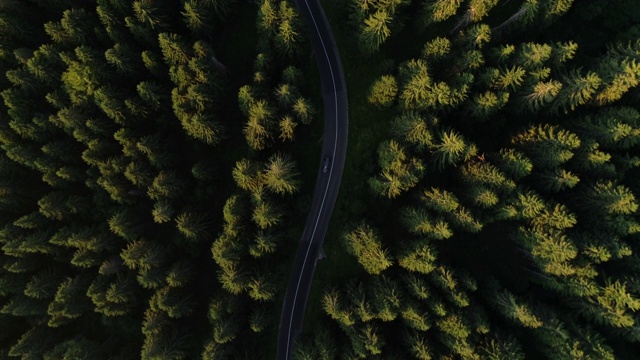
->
[[297, 0, 640, 359], [0, 0, 317, 358], [0, 0, 639, 359]]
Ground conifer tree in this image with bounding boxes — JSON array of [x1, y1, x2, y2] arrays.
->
[[479, 335, 525, 360], [244, 99, 275, 150], [158, 33, 189, 66], [275, 1, 303, 58], [536, 168, 580, 192], [398, 238, 438, 274], [576, 279, 640, 329], [263, 153, 300, 195], [488, 284, 543, 328], [24, 271, 62, 300], [9, 325, 55, 359], [392, 112, 433, 148], [512, 124, 581, 168], [468, 90, 510, 120], [247, 271, 277, 302], [405, 330, 433, 360], [105, 43, 139, 75], [359, 11, 392, 55], [368, 75, 398, 107], [182, 0, 213, 34], [323, 289, 355, 327], [176, 212, 210, 241], [246, 305, 267, 332], [279, 115, 297, 141], [422, 0, 463, 26], [553, 70, 601, 112], [252, 199, 281, 229], [369, 140, 425, 198], [522, 80, 562, 112], [133, 0, 168, 30], [345, 280, 375, 322], [47, 276, 91, 327], [217, 263, 248, 295], [583, 181, 638, 216], [87, 274, 137, 316], [343, 222, 393, 275], [431, 130, 469, 169], [573, 107, 640, 150], [120, 239, 168, 273], [292, 97, 314, 124], [423, 37, 451, 59]]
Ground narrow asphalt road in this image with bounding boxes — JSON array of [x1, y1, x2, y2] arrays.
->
[[276, 0, 348, 359]]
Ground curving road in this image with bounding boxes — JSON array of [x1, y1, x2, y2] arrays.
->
[[276, 0, 348, 359]]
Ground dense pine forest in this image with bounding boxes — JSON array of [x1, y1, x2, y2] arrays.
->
[[0, 0, 314, 358], [0, 0, 639, 359]]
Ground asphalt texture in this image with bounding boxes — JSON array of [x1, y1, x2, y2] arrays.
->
[[276, 0, 348, 358]]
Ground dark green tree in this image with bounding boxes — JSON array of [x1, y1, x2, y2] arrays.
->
[[343, 222, 393, 275]]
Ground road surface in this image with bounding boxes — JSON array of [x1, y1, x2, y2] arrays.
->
[[276, 0, 348, 358]]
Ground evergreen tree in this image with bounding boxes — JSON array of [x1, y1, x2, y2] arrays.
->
[[45, 337, 105, 360], [150, 285, 195, 319], [594, 58, 640, 105], [147, 171, 185, 200], [279, 115, 297, 141], [252, 199, 281, 229], [368, 75, 398, 107], [431, 130, 470, 169], [87, 274, 138, 316], [120, 239, 168, 273], [133, 0, 168, 30], [9, 325, 56, 359], [398, 238, 438, 274], [244, 99, 275, 150], [247, 271, 277, 302], [553, 69, 601, 112], [512, 124, 581, 168], [158, 33, 190, 66], [175, 212, 210, 241], [182, 0, 214, 34], [583, 181, 638, 216], [24, 271, 62, 300], [488, 284, 543, 328], [522, 80, 562, 112], [423, 37, 451, 59], [478, 335, 525, 360], [369, 140, 425, 198], [47, 276, 91, 327], [105, 43, 140, 75], [391, 111, 433, 148], [493, 66, 526, 92], [422, 0, 463, 26], [343, 222, 393, 275], [573, 107, 640, 150], [217, 263, 248, 295], [492, 148, 533, 180], [577, 279, 640, 329], [292, 97, 314, 124], [249, 305, 269, 332], [405, 330, 433, 359], [468, 90, 510, 120], [323, 289, 355, 326], [263, 153, 300, 195], [359, 11, 392, 55], [275, 1, 303, 58], [536, 168, 580, 192]]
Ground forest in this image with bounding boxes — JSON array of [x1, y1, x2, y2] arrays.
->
[[0, 0, 639, 359]]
